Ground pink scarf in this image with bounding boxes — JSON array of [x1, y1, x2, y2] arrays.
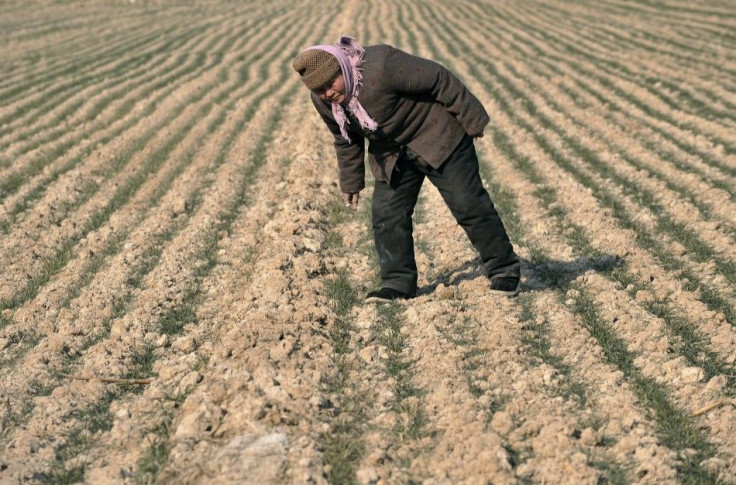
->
[[306, 36, 378, 142]]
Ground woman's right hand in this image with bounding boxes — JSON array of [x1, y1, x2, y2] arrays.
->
[[342, 191, 360, 211]]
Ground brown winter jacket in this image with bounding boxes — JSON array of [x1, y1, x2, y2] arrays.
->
[[310, 44, 490, 193]]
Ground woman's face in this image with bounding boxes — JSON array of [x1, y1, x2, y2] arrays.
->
[[314, 74, 346, 105]]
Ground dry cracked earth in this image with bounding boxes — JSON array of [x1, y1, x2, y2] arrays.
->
[[0, 0, 735, 484]]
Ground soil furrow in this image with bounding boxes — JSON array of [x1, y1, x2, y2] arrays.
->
[[478, 1, 736, 164], [1, 2, 734, 484], [0, 21, 215, 156], [524, 2, 736, 120], [0, 13, 220, 139], [0, 8, 167, 89], [0, 62, 310, 485], [0, 7, 305, 379], [0, 20, 185, 115], [532, 3, 736, 121], [0, 3, 209, 93], [409, 6, 684, 482], [0, 23, 217, 180], [0, 17, 282, 300], [0, 8, 330, 480], [485, 120, 735, 477], [454, 0, 736, 178], [533, 1, 736, 81], [0, 3, 265, 146], [492, 60, 736, 273], [0, 1, 307, 340], [143, 103, 343, 485], [541, 76, 736, 225], [434, 0, 736, 321], [482, 112, 736, 392], [420, 2, 736, 475], [70, 76, 316, 485], [0, 6, 282, 203], [436, 3, 736, 299], [480, 73, 736, 483]]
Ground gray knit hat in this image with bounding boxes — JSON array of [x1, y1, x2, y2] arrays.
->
[[292, 49, 341, 91]]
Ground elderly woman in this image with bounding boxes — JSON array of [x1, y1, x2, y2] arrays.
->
[[293, 36, 520, 302]]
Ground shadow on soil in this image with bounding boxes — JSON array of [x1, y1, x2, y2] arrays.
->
[[418, 254, 623, 296]]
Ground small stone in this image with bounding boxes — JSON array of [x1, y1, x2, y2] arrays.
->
[[491, 411, 513, 435], [681, 367, 704, 383], [622, 415, 637, 429], [155, 335, 169, 348], [358, 346, 375, 363], [179, 371, 203, 392], [28, 438, 40, 454], [173, 337, 197, 353], [580, 427, 597, 446], [1, 309, 13, 319], [617, 435, 638, 455], [209, 382, 228, 404], [356, 467, 379, 484], [635, 290, 654, 303], [705, 375, 727, 392], [437, 284, 455, 300], [701, 457, 728, 473], [116, 407, 131, 420], [268, 338, 294, 363], [315, 396, 332, 409]]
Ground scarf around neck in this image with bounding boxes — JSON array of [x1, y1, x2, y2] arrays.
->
[[306, 36, 378, 142]]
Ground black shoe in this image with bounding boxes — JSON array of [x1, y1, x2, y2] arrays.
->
[[490, 276, 520, 297], [365, 287, 413, 303]]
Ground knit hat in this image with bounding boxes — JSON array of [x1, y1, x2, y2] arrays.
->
[[292, 49, 341, 91]]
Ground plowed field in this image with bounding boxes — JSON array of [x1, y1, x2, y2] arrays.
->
[[1, 1, 735, 483]]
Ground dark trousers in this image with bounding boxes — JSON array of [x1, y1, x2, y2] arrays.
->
[[372, 135, 520, 294]]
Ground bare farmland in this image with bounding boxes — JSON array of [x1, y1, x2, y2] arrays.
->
[[0, 0, 735, 483]]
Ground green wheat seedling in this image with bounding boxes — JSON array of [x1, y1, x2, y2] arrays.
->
[[449, 0, 736, 177], [431, 314, 534, 480], [0, 5, 289, 218], [515, 2, 736, 124], [0, 4, 277, 165], [0, 24, 182, 132], [413, 11, 729, 481], [321, 271, 366, 485], [555, 81, 736, 203], [465, 52, 736, 326], [568, 286, 719, 483], [32, 390, 117, 484], [0, 25, 240, 220], [486, 110, 735, 393], [134, 417, 173, 485], [374, 303, 427, 437], [516, 293, 588, 404]]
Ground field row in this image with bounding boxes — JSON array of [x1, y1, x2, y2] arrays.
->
[[0, 0, 734, 483]]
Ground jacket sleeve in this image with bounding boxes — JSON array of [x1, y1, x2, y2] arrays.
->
[[382, 46, 490, 137], [310, 92, 366, 193]]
